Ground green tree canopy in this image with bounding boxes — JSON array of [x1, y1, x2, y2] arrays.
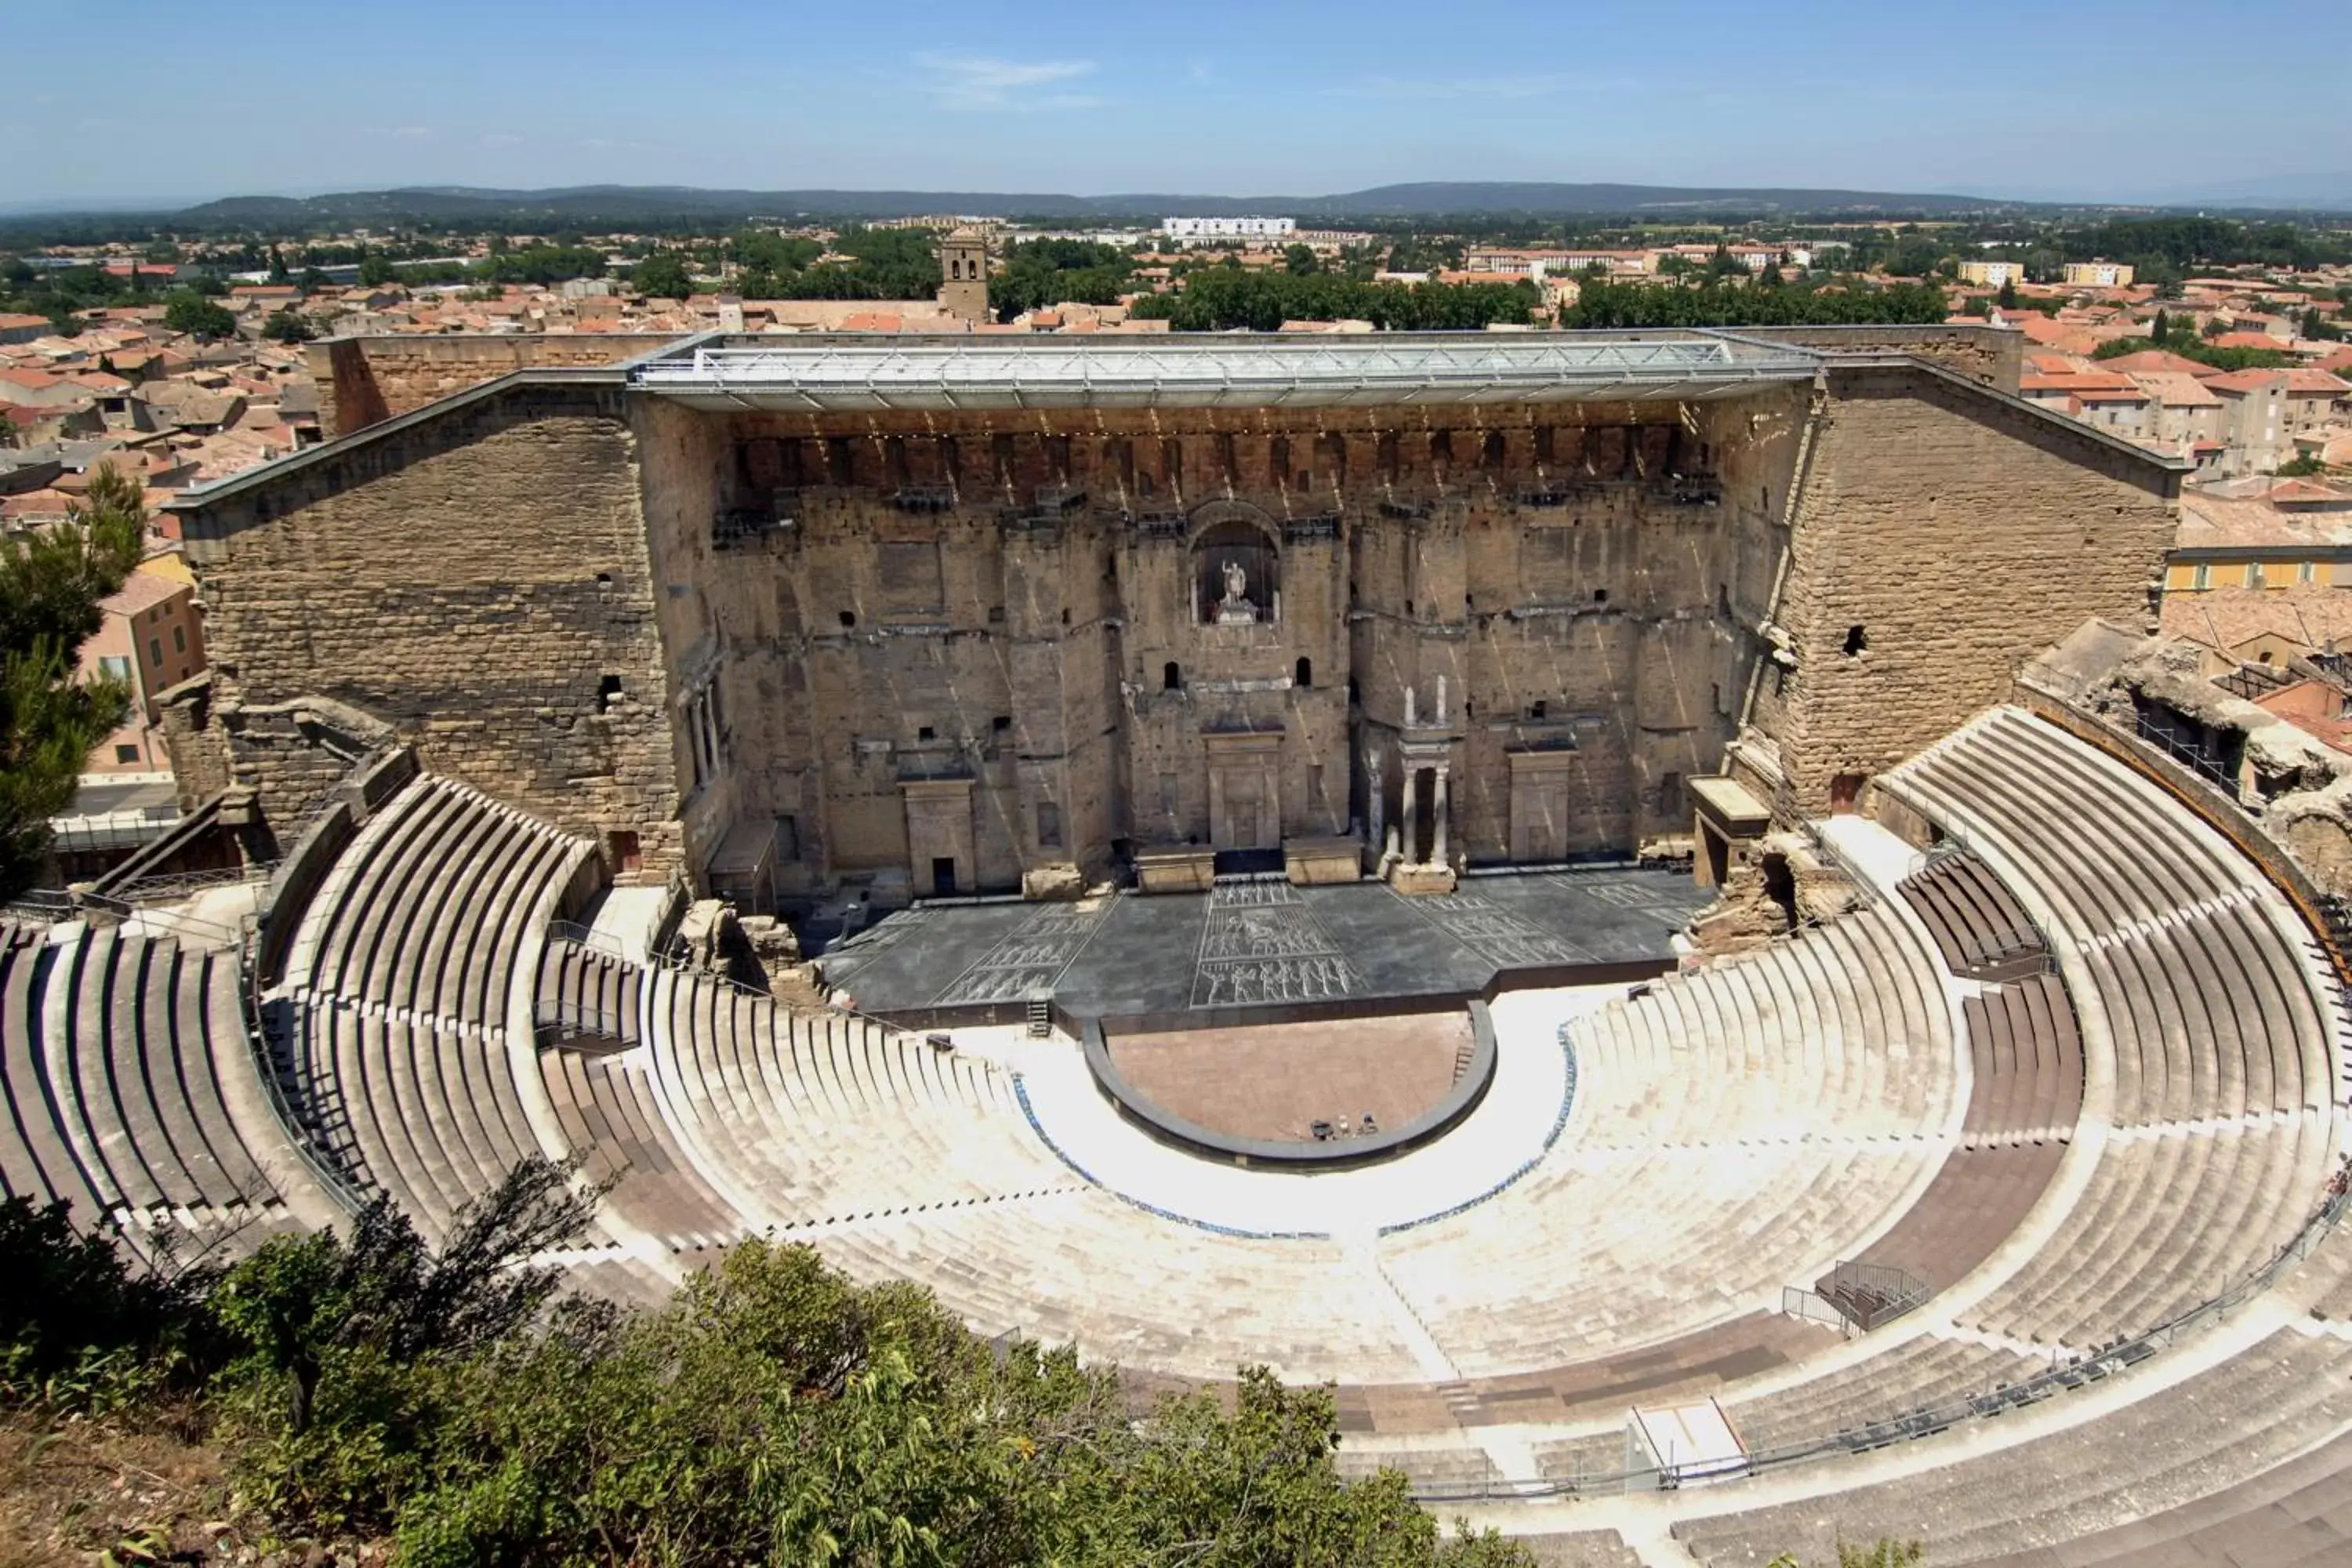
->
[[0, 464, 144, 895], [260, 306, 318, 344], [630, 251, 695, 299], [162, 288, 237, 339], [1, 1148, 1533, 1564]]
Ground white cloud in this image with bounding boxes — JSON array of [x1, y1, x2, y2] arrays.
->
[[482, 132, 524, 146], [916, 51, 1103, 111]]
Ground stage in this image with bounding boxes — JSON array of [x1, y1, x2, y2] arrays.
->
[[818, 866, 1707, 1021]]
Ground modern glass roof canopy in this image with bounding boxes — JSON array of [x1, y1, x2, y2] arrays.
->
[[626, 330, 1823, 412]]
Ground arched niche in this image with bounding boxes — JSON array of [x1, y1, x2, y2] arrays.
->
[[1188, 501, 1280, 625]]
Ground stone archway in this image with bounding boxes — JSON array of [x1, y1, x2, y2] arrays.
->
[[1187, 499, 1281, 626]]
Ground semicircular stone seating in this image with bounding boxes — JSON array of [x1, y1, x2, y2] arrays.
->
[[0, 916, 340, 1262], [267, 771, 608, 1254], [7, 701, 2351, 1566]]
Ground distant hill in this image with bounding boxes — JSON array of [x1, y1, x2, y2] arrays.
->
[[158, 180, 2053, 228], [16, 179, 2347, 234]]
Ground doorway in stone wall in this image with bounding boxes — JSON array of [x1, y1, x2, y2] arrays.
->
[[1829, 772, 1867, 815], [932, 857, 958, 897]]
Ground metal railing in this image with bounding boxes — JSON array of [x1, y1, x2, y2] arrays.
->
[[104, 862, 278, 906], [1407, 1170, 2352, 1504], [2133, 710, 2238, 789], [230, 927, 366, 1218]]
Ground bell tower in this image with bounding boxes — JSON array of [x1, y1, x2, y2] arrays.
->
[[938, 226, 989, 323]]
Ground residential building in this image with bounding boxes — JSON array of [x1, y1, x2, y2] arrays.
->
[[2205, 370, 2291, 476], [2063, 260, 2136, 287], [1160, 216, 1296, 242], [76, 554, 208, 776], [1958, 260, 2022, 288]]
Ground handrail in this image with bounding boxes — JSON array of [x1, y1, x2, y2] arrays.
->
[[1407, 1169, 2352, 1503], [237, 929, 365, 1217], [1403, 711, 2352, 1504]]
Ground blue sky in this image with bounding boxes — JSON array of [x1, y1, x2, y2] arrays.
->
[[6, 0, 2349, 208]]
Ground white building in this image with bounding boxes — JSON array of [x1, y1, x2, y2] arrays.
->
[[1161, 216, 1298, 244]]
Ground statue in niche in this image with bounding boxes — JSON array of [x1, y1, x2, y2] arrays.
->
[[1214, 557, 1258, 624]]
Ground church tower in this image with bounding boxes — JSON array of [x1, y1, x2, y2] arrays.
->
[[938, 226, 989, 323]]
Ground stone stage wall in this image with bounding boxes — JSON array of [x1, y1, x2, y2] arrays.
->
[[171, 335, 2179, 901]]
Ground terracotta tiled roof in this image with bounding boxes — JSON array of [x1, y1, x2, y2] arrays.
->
[[2161, 586, 2352, 655], [2098, 350, 2222, 378]]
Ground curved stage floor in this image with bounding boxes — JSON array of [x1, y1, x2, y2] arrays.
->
[[820, 866, 1709, 1018]]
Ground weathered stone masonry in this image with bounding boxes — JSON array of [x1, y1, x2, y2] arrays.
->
[[169, 331, 2180, 903]]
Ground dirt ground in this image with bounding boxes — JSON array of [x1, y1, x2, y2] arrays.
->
[[1105, 1011, 1471, 1143]]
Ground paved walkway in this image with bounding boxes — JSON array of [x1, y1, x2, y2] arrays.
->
[[960, 982, 1624, 1236]]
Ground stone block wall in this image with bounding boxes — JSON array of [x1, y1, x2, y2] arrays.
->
[[172, 381, 682, 876], [644, 399, 1794, 888], [174, 341, 2182, 906], [1748, 362, 2176, 815], [1762, 325, 2025, 395], [309, 334, 687, 439]]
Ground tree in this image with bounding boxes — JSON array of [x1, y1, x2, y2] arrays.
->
[[0, 464, 144, 897], [162, 289, 236, 339], [357, 253, 398, 288], [1995, 276, 2019, 310], [260, 307, 317, 344], [1286, 242, 1320, 276], [2151, 307, 2171, 343], [631, 251, 694, 299], [1766, 1542, 1925, 1568]]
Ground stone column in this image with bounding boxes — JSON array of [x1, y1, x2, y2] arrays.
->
[[1432, 762, 1450, 867], [1365, 742, 1385, 854], [1399, 767, 1420, 864]]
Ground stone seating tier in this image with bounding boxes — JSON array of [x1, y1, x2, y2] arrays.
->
[[537, 938, 643, 1045], [0, 920, 328, 1260], [1901, 852, 2047, 980], [1881, 708, 2338, 1348], [1671, 1328, 2352, 1566]]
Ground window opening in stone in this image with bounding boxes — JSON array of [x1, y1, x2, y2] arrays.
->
[[1163, 661, 1181, 691], [608, 830, 642, 874], [993, 714, 1011, 733], [1592, 588, 1609, 604], [596, 674, 622, 713], [1295, 657, 1312, 687], [839, 610, 857, 629], [1529, 699, 1547, 720], [1843, 624, 1867, 657], [917, 725, 935, 742]]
